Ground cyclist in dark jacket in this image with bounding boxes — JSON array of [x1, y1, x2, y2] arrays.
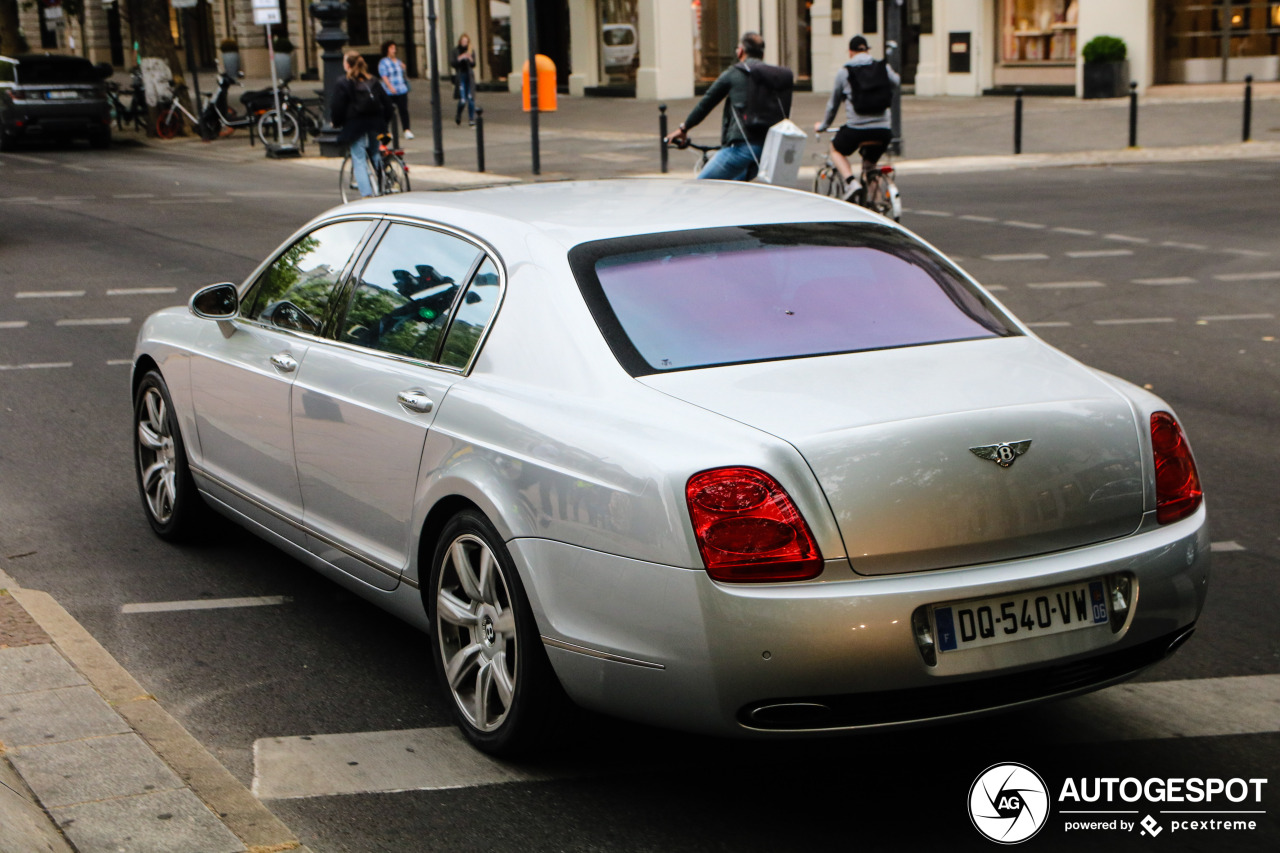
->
[[331, 52, 393, 198]]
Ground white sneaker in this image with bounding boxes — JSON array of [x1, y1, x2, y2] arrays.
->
[[842, 178, 862, 202], [403, 129, 415, 140]]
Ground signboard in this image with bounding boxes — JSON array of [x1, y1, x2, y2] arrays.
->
[[251, 0, 278, 8], [170, 0, 198, 8], [253, 7, 282, 24]]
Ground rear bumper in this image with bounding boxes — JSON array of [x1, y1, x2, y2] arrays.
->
[[514, 505, 1209, 737], [4, 105, 111, 137]]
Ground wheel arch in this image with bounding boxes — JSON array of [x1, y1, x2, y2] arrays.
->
[[416, 494, 484, 617]]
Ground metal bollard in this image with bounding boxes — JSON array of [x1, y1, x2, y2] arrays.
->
[[1243, 74, 1253, 143], [1128, 81, 1139, 148], [475, 107, 485, 173], [659, 104, 669, 174], [1013, 87, 1023, 155]]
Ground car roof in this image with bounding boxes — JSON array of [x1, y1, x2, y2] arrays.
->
[[337, 179, 885, 251], [10, 53, 94, 64]]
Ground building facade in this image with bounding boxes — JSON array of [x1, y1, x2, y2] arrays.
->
[[16, 0, 1279, 97]]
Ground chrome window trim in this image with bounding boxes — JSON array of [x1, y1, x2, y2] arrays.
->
[[233, 215, 382, 303], [540, 637, 665, 670]]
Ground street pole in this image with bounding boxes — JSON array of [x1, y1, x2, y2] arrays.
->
[[309, 0, 349, 157], [180, 7, 202, 118], [426, 0, 444, 166], [884, 0, 903, 155], [526, 0, 540, 175]]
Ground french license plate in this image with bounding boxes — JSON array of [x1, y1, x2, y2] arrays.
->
[[46, 91, 78, 99], [932, 579, 1108, 653]]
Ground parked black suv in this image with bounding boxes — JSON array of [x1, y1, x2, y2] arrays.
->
[[0, 53, 113, 149]]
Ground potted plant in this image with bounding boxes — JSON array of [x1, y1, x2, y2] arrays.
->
[[219, 38, 241, 78], [1082, 35, 1128, 99], [272, 34, 295, 82]]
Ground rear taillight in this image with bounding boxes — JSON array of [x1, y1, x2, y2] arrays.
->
[[686, 467, 822, 582], [9, 87, 30, 102], [879, 165, 893, 174], [1150, 411, 1202, 524]]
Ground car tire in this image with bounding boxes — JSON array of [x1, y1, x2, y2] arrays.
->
[[0, 129, 11, 151], [133, 370, 207, 541], [428, 510, 565, 757], [89, 127, 111, 149]]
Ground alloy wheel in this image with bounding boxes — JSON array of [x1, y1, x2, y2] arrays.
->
[[136, 385, 178, 525]]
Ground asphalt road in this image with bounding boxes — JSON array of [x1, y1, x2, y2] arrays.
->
[[1, 141, 1277, 852]]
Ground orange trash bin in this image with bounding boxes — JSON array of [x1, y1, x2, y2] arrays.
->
[[521, 55, 558, 112]]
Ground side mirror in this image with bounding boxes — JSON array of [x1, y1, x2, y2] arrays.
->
[[189, 282, 239, 320]]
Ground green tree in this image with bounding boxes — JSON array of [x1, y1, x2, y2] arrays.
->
[[130, 0, 194, 135]]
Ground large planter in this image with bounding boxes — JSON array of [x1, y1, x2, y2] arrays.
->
[[1082, 60, 1129, 99], [221, 51, 241, 78], [274, 51, 294, 82]]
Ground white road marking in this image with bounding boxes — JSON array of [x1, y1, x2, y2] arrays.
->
[[983, 253, 1049, 261], [1134, 277, 1196, 285], [1221, 248, 1269, 258], [959, 214, 997, 222], [1003, 221, 1046, 229], [112, 193, 156, 199], [121, 596, 290, 614], [0, 362, 73, 371], [1213, 271, 1280, 282], [107, 287, 178, 296], [1211, 541, 1246, 552], [1197, 313, 1275, 322], [1065, 249, 1134, 258], [148, 198, 234, 205], [1026, 281, 1106, 289], [908, 209, 953, 217], [0, 196, 39, 203], [985, 285, 1009, 291], [0, 153, 56, 165], [52, 195, 94, 201], [1094, 318, 1176, 325], [1103, 234, 1150, 244], [55, 318, 131, 326], [1027, 321, 1072, 327], [0, 321, 29, 329], [16, 290, 84, 299], [253, 674, 1280, 799], [106, 359, 132, 366], [1162, 241, 1207, 251], [1053, 227, 1096, 236], [170, 192, 212, 197]]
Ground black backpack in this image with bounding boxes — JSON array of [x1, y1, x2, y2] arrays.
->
[[849, 59, 893, 114], [734, 62, 795, 134], [352, 80, 381, 117]]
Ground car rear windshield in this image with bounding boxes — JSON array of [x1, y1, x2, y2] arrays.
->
[[17, 59, 98, 84], [567, 223, 1020, 376]]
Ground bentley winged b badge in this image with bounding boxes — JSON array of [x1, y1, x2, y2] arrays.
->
[[970, 440, 1032, 468]]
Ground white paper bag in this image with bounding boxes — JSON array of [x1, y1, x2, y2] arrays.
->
[[756, 119, 807, 186]]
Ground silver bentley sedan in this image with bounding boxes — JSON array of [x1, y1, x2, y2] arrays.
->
[[132, 180, 1209, 757]]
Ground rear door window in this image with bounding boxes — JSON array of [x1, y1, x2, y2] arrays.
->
[[567, 223, 1019, 375], [17, 59, 98, 85]]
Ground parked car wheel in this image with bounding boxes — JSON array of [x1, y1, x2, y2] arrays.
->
[[428, 510, 564, 757], [133, 370, 205, 540], [89, 127, 111, 149]]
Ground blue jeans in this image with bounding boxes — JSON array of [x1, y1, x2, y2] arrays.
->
[[455, 76, 476, 123], [697, 141, 762, 181], [349, 132, 382, 197]]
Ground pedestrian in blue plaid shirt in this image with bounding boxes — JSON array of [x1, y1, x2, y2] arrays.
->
[[379, 41, 414, 140]]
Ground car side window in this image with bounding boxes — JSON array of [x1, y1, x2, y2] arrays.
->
[[339, 223, 483, 362], [241, 220, 370, 335], [439, 259, 501, 369]]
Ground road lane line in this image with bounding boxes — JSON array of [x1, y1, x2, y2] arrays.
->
[[1094, 318, 1176, 325], [1026, 281, 1106, 289], [1003, 221, 1046, 229], [983, 253, 1049, 261], [16, 290, 85, 299], [1053, 227, 1096, 236], [107, 288, 178, 296], [1162, 241, 1207, 250], [1210, 541, 1245, 552], [148, 198, 234, 205], [0, 363, 73, 371], [121, 596, 290, 614], [1221, 248, 1269, 258], [0, 321, 29, 329], [1065, 249, 1134, 258], [985, 285, 1009, 291], [1103, 234, 1150, 243], [1213, 271, 1280, 282], [106, 359, 132, 366], [908, 210, 953, 217], [55, 318, 131, 326], [112, 193, 156, 199], [1134, 277, 1196, 285], [960, 214, 997, 222], [1027, 321, 1073, 328], [1197, 313, 1275, 322]]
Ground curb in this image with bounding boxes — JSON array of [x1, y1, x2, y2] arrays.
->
[[0, 571, 311, 853]]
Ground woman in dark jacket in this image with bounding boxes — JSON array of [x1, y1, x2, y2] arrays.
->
[[449, 34, 477, 126], [330, 52, 392, 198]]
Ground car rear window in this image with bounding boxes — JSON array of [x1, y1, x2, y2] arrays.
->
[[17, 59, 98, 84], [567, 223, 1019, 375]]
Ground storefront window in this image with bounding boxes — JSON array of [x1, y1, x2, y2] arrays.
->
[[599, 0, 639, 88], [999, 0, 1077, 63], [1159, 1, 1280, 82], [480, 0, 512, 83], [692, 0, 739, 86]]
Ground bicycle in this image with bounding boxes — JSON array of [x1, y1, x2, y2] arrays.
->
[[105, 68, 147, 133], [339, 134, 410, 202], [154, 84, 202, 140], [813, 137, 901, 221], [667, 139, 722, 177], [258, 89, 321, 151]]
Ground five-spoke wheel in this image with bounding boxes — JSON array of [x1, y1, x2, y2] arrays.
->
[[133, 370, 204, 539]]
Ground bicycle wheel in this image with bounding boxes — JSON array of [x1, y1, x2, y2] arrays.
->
[[339, 153, 378, 203], [257, 109, 300, 147], [813, 165, 841, 198], [868, 172, 894, 218], [155, 108, 181, 140], [380, 156, 410, 195]]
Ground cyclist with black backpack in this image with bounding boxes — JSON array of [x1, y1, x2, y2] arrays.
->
[[331, 52, 393, 198], [814, 35, 899, 202], [665, 32, 792, 182]]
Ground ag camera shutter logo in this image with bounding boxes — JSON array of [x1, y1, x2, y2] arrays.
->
[[969, 763, 1051, 844]]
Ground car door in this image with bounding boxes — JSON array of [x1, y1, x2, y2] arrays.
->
[[292, 221, 498, 589], [188, 218, 373, 545]]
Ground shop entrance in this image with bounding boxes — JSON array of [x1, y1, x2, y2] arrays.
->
[[778, 0, 812, 88], [534, 0, 571, 88], [1158, 0, 1280, 83]]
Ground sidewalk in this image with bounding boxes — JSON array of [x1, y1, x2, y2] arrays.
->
[[113, 72, 1280, 187], [0, 568, 310, 853]]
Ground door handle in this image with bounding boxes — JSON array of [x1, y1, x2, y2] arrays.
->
[[397, 389, 434, 414], [269, 352, 298, 373]]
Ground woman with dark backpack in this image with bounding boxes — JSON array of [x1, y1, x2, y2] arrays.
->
[[331, 52, 393, 198]]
